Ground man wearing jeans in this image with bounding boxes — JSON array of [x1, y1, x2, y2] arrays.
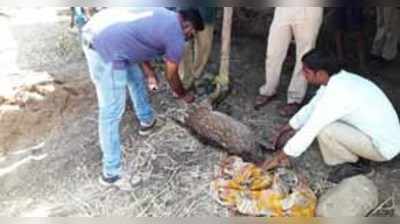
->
[[81, 8, 204, 190]]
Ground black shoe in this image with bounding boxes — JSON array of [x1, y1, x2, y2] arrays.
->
[[369, 54, 381, 61], [370, 57, 393, 68], [327, 160, 372, 184], [138, 119, 157, 136], [99, 175, 120, 185], [139, 118, 166, 136], [98, 174, 141, 191]]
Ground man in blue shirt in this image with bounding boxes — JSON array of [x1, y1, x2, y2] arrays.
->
[[81, 8, 204, 191]]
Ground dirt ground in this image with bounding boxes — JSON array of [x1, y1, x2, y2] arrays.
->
[[0, 8, 399, 217]]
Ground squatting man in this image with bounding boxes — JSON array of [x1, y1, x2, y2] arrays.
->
[[265, 49, 400, 183]]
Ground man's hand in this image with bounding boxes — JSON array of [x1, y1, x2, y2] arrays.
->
[[142, 61, 159, 92], [181, 93, 195, 104], [165, 59, 188, 98], [272, 124, 296, 150], [173, 92, 195, 103], [147, 73, 159, 92], [261, 150, 290, 171]]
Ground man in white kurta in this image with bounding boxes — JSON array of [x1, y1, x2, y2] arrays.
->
[[266, 49, 400, 182], [255, 7, 323, 117], [284, 70, 400, 164]]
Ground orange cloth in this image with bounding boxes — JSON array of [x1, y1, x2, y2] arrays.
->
[[210, 156, 317, 217]]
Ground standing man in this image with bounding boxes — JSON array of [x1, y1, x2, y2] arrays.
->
[[370, 7, 400, 66], [255, 7, 323, 117], [82, 8, 204, 190], [179, 7, 216, 90], [70, 7, 89, 36], [333, 5, 367, 72], [70, 7, 100, 40], [264, 49, 400, 183]]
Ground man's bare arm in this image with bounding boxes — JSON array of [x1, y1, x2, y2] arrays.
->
[[142, 61, 156, 79], [165, 59, 194, 103], [273, 124, 296, 150], [165, 60, 186, 97], [261, 123, 296, 170]]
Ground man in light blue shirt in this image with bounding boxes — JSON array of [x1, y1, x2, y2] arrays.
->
[[82, 7, 204, 190]]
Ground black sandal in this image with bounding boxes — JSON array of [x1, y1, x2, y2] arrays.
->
[[327, 160, 373, 183]]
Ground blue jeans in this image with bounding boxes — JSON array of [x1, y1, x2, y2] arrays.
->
[[83, 46, 154, 178]]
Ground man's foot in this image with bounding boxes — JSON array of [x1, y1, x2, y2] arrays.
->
[[369, 54, 381, 61], [254, 94, 277, 110], [370, 57, 393, 68], [98, 174, 142, 191], [194, 78, 215, 97], [278, 103, 301, 117], [327, 160, 373, 184], [139, 118, 164, 136]]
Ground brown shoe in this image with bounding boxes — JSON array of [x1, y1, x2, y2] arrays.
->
[[254, 94, 277, 110], [278, 103, 302, 117]]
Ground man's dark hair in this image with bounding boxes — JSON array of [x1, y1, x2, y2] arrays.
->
[[178, 9, 204, 31], [301, 49, 342, 76]]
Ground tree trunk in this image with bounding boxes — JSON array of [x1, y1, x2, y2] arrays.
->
[[218, 7, 233, 84]]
